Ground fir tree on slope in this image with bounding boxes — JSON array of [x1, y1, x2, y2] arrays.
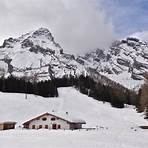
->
[[138, 73, 148, 119]]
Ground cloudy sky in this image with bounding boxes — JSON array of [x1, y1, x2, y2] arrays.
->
[[0, 0, 148, 54], [101, 0, 148, 36]]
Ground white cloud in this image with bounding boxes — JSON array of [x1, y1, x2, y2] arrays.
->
[[0, 0, 116, 54], [130, 31, 148, 42]]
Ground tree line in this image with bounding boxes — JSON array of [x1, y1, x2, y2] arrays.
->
[[0, 73, 140, 109], [137, 73, 148, 119], [55, 74, 139, 108], [0, 76, 58, 97]]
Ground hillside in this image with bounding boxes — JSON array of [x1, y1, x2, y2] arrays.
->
[[0, 87, 148, 148], [0, 87, 147, 127]]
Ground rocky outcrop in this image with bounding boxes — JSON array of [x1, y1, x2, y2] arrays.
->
[[117, 58, 130, 67], [80, 37, 148, 89]]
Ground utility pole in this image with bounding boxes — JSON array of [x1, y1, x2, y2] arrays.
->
[[25, 93, 27, 99], [24, 72, 28, 99]]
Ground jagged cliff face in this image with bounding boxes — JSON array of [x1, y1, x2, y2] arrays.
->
[[0, 28, 84, 81], [0, 28, 147, 90], [78, 37, 148, 90]]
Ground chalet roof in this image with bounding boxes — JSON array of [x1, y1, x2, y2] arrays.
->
[[0, 121, 17, 124], [23, 112, 86, 125]]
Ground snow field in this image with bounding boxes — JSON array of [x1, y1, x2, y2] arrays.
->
[[0, 87, 147, 148]]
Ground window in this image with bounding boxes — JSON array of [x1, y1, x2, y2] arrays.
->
[[32, 125, 35, 129], [51, 117, 56, 121], [39, 125, 42, 129], [42, 117, 47, 121], [45, 125, 48, 129], [9, 125, 14, 128]]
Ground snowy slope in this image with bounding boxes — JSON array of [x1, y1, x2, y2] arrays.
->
[[0, 87, 148, 148], [102, 72, 144, 91], [0, 129, 148, 148], [0, 87, 147, 128]]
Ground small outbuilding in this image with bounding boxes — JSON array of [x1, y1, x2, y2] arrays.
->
[[139, 126, 148, 129], [0, 122, 17, 130], [23, 112, 86, 130]]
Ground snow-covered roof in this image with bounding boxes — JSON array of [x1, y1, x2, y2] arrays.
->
[[23, 112, 86, 125], [0, 121, 17, 124]]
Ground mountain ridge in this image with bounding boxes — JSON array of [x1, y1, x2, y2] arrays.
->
[[0, 28, 147, 91], [78, 37, 148, 90]]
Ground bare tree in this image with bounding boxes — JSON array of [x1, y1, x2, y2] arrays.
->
[[0, 67, 6, 91]]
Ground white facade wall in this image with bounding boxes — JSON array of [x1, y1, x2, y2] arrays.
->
[[28, 114, 70, 130], [0, 124, 4, 130]]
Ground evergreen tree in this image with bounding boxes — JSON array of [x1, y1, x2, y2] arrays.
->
[[138, 73, 148, 118]]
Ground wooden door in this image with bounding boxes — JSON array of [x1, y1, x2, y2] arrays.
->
[[32, 125, 35, 129], [58, 125, 61, 129], [52, 124, 57, 129]]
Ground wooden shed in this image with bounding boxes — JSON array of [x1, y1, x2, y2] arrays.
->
[[139, 126, 148, 129], [0, 122, 17, 130]]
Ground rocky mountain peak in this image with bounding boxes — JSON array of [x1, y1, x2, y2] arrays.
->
[[0, 28, 84, 82], [31, 28, 53, 40], [1, 28, 54, 49], [18, 28, 62, 54]]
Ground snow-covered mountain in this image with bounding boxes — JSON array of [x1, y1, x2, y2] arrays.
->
[[0, 28, 148, 91], [78, 37, 148, 90], [0, 28, 84, 81]]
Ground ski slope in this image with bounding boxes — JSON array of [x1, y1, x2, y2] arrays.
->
[[0, 87, 148, 148]]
